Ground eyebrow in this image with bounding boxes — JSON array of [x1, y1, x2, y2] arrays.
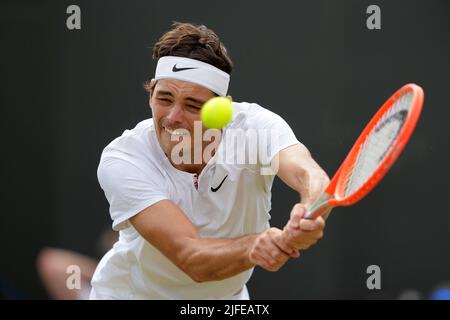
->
[[156, 90, 206, 105]]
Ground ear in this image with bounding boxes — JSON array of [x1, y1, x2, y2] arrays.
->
[[149, 79, 157, 95], [226, 95, 233, 102], [148, 79, 157, 109]]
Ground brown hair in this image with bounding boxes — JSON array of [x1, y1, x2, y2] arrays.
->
[[145, 22, 233, 93]]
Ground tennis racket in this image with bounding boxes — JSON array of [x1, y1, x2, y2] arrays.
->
[[304, 83, 424, 219]]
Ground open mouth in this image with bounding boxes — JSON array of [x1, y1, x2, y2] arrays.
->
[[163, 126, 189, 137]]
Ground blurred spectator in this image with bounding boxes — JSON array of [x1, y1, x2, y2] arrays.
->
[[36, 229, 118, 300]]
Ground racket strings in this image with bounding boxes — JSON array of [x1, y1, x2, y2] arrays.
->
[[344, 92, 413, 196]]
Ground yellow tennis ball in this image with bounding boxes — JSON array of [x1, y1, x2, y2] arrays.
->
[[201, 97, 233, 129]]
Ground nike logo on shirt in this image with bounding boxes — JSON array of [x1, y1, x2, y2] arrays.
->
[[211, 175, 228, 192]]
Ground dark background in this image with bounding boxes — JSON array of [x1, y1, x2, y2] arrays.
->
[[1, 0, 449, 299]]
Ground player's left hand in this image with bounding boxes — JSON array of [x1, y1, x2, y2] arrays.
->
[[281, 203, 326, 250]]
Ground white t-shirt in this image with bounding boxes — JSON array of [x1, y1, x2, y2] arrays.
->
[[90, 102, 300, 299]]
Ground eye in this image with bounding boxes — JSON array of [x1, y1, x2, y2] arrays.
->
[[157, 98, 172, 104], [187, 105, 201, 111]]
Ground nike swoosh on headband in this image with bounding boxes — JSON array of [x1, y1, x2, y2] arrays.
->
[[172, 64, 198, 72]]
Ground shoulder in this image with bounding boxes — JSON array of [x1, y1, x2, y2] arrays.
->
[[228, 101, 292, 130], [99, 119, 163, 175], [101, 119, 157, 160], [104, 118, 153, 149]]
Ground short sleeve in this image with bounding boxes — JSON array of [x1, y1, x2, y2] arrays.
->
[[97, 156, 169, 231], [248, 105, 300, 174]]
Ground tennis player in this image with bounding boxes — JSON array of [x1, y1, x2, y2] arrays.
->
[[90, 22, 330, 300]]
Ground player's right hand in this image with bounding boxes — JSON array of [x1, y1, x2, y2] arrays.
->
[[282, 204, 325, 250], [248, 228, 300, 272]]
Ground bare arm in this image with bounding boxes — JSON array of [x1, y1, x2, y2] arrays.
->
[[275, 143, 330, 250], [129, 200, 296, 282], [277, 143, 331, 218]]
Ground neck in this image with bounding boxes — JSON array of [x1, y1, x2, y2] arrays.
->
[[173, 161, 207, 176], [163, 136, 220, 176]]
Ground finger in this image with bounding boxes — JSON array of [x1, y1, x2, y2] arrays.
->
[[263, 251, 284, 272], [258, 259, 275, 272], [289, 204, 307, 228], [283, 227, 323, 249], [271, 227, 299, 258], [299, 219, 319, 231], [299, 216, 325, 231], [283, 229, 308, 249], [252, 249, 276, 271], [290, 203, 306, 219], [290, 249, 300, 258], [274, 231, 297, 255], [298, 231, 323, 245], [270, 247, 289, 263], [258, 238, 286, 266], [281, 224, 305, 247]]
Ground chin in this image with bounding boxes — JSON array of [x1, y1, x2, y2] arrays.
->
[[160, 140, 174, 156]]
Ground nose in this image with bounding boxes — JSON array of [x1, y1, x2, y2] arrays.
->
[[166, 104, 184, 123]]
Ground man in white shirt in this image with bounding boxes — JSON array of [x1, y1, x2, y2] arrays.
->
[[90, 22, 330, 299]]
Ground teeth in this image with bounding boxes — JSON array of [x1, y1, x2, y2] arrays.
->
[[164, 127, 188, 136]]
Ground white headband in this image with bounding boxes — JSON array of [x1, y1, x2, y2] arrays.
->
[[155, 56, 230, 96]]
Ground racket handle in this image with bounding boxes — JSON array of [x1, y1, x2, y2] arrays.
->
[[304, 205, 331, 220], [304, 193, 332, 220]]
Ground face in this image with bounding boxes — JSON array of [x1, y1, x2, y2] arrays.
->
[[149, 79, 217, 169]]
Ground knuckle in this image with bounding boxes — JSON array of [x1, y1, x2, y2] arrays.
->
[[291, 241, 300, 249], [274, 251, 284, 261], [270, 261, 282, 272], [267, 261, 277, 271], [296, 243, 304, 249], [256, 236, 264, 246], [266, 228, 277, 238], [285, 239, 296, 248], [291, 203, 302, 215], [271, 250, 281, 259]]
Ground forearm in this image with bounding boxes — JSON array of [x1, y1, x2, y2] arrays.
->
[[294, 167, 333, 220], [277, 144, 331, 218], [129, 200, 261, 283], [179, 234, 258, 282], [295, 164, 329, 205], [281, 154, 329, 205]]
